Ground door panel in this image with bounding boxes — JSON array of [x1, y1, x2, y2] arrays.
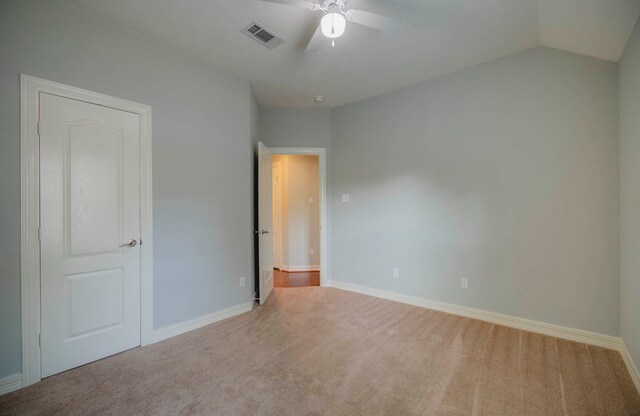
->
[[258, 142, 274, 305], [68, 268, 124, 338], [67, 121, 123, 256], [40, 92, 141, 377]]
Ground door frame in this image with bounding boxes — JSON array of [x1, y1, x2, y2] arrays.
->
[[270, 147, 329, 287], [20, 75, 153, 387]]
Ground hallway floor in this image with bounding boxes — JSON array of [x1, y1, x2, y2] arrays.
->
[[273, 269, 319, 287]]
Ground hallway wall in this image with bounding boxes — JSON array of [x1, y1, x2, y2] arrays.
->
[[272, 155, 320, 271]]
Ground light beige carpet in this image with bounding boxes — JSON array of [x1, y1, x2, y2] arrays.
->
[[1, 287, 639, 415]]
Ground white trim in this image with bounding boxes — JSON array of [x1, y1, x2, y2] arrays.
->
[[270, 147, 328, 287], [153, 301, 255, 343], [620, 340, 640, 394], [20, 75, 153, 388], [0, 374, 23, 396], [330, 280, 621, 350], [280, 265, 320, 272]]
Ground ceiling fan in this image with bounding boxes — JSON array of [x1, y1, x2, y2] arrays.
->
[[258, 0, 399, 51]]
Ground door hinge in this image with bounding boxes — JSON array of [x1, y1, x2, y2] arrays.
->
[[37, 121, 41, 136], [38, 333, 41, 348], [38, 227, 41, 241]]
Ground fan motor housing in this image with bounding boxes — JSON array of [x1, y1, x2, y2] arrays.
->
[[321, 0, 347, 14]]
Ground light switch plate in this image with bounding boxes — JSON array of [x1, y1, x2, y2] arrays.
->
[[393, 268, 400, 278], [342, 194, 350, 203], [308, 197, 314, 204]]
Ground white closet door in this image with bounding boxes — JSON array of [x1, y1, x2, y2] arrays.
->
[[40, 92, 141, 377]]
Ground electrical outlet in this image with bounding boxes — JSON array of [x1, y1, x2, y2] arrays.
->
[[310, 248, 315, 256], [239, 277, 246, 288], [308, 197, 314, 204], [393, 268, 400, 278], [461, 278, 469, 289]]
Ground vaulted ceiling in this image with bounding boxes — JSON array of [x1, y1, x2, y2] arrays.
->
[[62, 0, 640, 108]]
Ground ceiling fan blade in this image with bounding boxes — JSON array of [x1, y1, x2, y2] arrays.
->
[[304, 23, 324, 53], [346, 9, 399, 32], [258, 0, 317, 10], [348, 0, 461, 27]]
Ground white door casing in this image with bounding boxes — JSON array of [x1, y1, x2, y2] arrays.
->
[[258, 142, 274, 305], [20, 75, 153, 387], [40, 93, 141, 377]]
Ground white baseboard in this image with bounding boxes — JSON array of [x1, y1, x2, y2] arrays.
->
[[280, 265, 320, 272], [329, 280, 621, 350], [0, 373, 22, 396], [152, 300, 254, 343], [620, 341, 640, 394]]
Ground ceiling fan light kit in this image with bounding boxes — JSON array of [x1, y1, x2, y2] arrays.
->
[[259, 0, 398, 51], [320, 12, 346, 39]]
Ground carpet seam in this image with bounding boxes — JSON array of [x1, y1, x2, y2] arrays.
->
[[556, 341, 569, 416], [469, 324, 495, 416]]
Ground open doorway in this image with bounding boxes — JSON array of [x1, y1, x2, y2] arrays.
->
[[256, 144, 327, 304], [272, 154, 320, 287]]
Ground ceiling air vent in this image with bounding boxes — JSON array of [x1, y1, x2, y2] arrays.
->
[[241, 21, 284, 49]]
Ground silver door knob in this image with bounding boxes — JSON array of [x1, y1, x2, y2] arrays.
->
[[120, 239, 137, 248], [254, 229, 269, 235]]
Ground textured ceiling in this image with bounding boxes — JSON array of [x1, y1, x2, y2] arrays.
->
[[538, 0, 640, 61], [62, 0, 640, 108]]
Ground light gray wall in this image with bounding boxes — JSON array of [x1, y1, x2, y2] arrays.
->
[[287, 156, 320, 268], [251, 93, 260, 147], [620, 17, 640, 370], [0, 0, 255, 378], [260, 108, 332, 275], [259, 108, 331, 149], [272, 155, 290, 267], [331, 47, 620, 335]]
